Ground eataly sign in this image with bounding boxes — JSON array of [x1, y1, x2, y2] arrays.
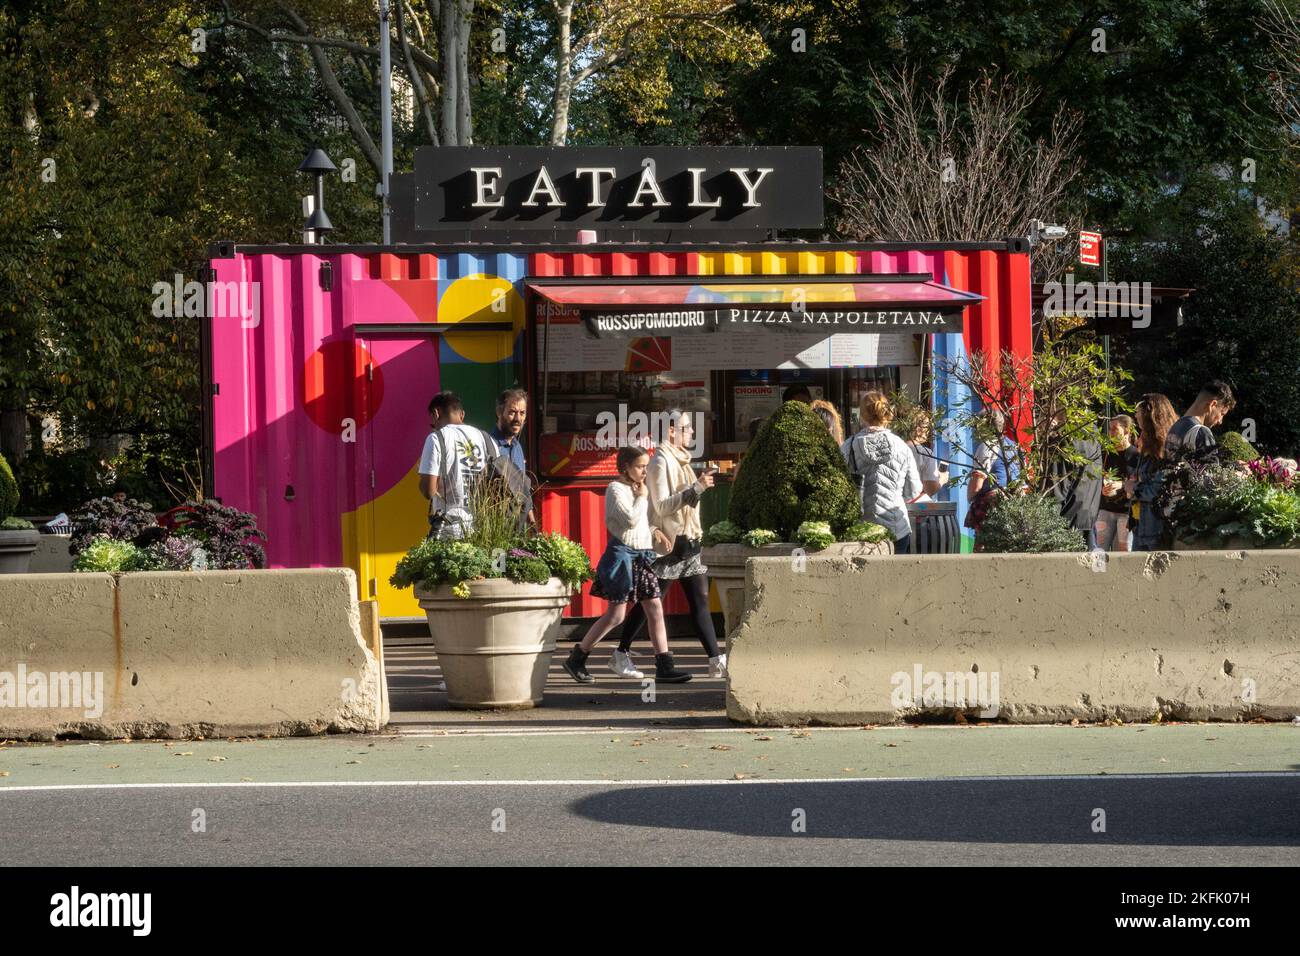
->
[[470, 164, 774, 210]]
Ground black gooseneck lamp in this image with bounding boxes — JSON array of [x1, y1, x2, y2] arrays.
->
[[298, 147, 337, 242]]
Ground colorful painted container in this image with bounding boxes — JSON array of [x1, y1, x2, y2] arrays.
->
[[205, 241, 1031, 619]]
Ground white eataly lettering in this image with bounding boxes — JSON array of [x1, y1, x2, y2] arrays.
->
[[629, 164, 672, 208], [687, 168, 723, 208], [730, 168, 773, 207], [471, 167, 504, 208], [575, 167, 616, 206], [522, 166, 563, 207]]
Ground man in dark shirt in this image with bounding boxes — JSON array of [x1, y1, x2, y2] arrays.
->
[[1165, 380, 1234, 459], [1049, 411, 1104, 550], [489, 387, 534, 527]]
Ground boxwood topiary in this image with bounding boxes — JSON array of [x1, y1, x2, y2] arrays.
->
[[728, 401, 861, 539], [1217, 431, 1259, 463], [0, 453, 18, 523], [977, 493, 1087, 553]]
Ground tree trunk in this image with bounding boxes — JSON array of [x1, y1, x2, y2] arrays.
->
[[457, 0, 474, 144], [549, 1, 573, 146], [0, 408, 26, 467], [440, 0, 459, 144]]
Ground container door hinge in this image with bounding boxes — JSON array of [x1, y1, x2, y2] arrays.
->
[[211, 382, 220, 395], [367, 362, 374, 381], [319, 261, 333, 291], [368, 578, 377, 597], [370, 470, 376, 489]]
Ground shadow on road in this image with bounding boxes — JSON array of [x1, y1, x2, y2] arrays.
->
[[569, 775, 1300, 846]]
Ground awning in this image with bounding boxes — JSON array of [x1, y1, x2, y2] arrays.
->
[[527, 274, 983, 337]]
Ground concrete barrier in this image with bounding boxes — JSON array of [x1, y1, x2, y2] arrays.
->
[[727, 550, 1300, 725], [0, 569, 386, 740], [28, 533, 73, 573]]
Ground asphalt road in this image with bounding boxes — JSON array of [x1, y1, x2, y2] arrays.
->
[[2, 725, 1297, 865], [1, 774, 1298, 866]]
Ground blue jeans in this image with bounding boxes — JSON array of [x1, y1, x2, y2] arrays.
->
[[894, 534, 912, 555]]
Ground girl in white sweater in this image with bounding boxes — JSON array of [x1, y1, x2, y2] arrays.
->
[[563, 447, 692, 684]]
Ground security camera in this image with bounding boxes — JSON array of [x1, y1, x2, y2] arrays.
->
[[1040, 224, 1068, 240]]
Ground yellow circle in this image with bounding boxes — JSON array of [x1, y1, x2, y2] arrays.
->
[[438, 275, 523, 363]]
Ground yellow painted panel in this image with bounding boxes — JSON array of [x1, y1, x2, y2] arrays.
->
[[341, 460, 429, 619]]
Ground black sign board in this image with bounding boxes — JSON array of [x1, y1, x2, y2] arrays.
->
[[581, 307, 963, 338], [413, 146, 823, 232]]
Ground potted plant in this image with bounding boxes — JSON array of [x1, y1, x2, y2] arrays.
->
[[67, 494, 268, 570], [703, 402, 893, 637], [1164, 455, 1300, 551], [0, 453, 39, 573], [389, 480, 592, 710]]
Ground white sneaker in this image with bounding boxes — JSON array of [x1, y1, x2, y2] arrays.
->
[[708, 654, 729, 679], [610, 649, 644, 679]]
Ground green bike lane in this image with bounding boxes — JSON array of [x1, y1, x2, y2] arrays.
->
[[1, 723, 1297, 789]]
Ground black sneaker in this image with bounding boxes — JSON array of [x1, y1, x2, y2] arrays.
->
[[654, 652, 692, 684], [563, 645, 595, 684]]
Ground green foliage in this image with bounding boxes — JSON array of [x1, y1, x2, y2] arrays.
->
[[739, 528, 778, 548], [0, 453, 17, 522], [1170, 462, 1300, 547], [390, 538, 495, 594], [1218, 432, 1260, 463], [2, 516, 35, 531], [524, 532, 594, 589], [845, 521, 893, 543], [72, 537, 146, 572], [1111, 195, 1300, 458], [68, 496, 162, 555], [977, 494, 1088, 553], [794, 520, 835, 551], [505, 553, 551, 586], [729, 402, 861, 539], [702, 520, 743, 545]]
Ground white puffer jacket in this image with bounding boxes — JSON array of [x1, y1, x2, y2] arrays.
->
[[840, 426, 922, 542]]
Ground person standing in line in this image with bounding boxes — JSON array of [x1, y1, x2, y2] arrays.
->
[[905, 410, 946, 500], [842, 391, 922, 554], [1048, 412, 1105, 551], [965, 408, 1021, 539], [1131, 394, 1179, 551], [1166, 380, 1235, 459], [810, 398, 845, 445], [418, 391, 498, 540], [489, 386, 535, 529], [562, 447, 692, 685], [782, 383, 813, 404], [611, 410, 725, 680], [1095, 415, 1139, 552]]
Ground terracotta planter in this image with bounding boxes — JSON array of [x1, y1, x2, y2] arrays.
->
[[703, 539, 893, 642], [415, 577, 572, 710], [0, 529, 40, 574]]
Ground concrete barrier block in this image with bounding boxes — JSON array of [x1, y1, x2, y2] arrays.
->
[[727, 550, 1300, 726], [0, 568, 385, 739]]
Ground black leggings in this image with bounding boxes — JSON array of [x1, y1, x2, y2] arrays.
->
[[617, 572, 720, 658]]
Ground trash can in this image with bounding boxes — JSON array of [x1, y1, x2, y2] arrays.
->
[[907, 501, 960, 554]]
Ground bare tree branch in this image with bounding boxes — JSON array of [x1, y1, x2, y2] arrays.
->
[[397, 0, 439, 144]]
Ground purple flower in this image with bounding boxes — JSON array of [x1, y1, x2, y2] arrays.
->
[[508, 548, 537, 559]]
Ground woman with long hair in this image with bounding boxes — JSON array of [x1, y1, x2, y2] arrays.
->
[[842, 390, 922, 554], [612, 410, 726, 679], [1131, 394, 1178, 551], [809, 399, 845, 445], [563, 446, 692, 685]]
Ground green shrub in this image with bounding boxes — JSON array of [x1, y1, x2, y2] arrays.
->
[[794, 520, 835, 551], [505, 553, 551, 585], [739, 528, 778, 548], [72, 537, 147, 572], [524, 532, 593, 589], [1217, 431, 1259, 463], [389, 538, 494, 596], [0, 453, 18, 522], [977, 494, 1087, 553], [2, 516, 35, 531], [728, 401, 860, 539], [702, 520, 743, 545], [845, 520, 893, 543]]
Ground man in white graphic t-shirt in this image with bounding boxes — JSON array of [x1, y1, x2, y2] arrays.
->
[[418, 391, 498, 539]]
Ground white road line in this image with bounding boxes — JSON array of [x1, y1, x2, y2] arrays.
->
[[1, 771, 1298, 793]]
